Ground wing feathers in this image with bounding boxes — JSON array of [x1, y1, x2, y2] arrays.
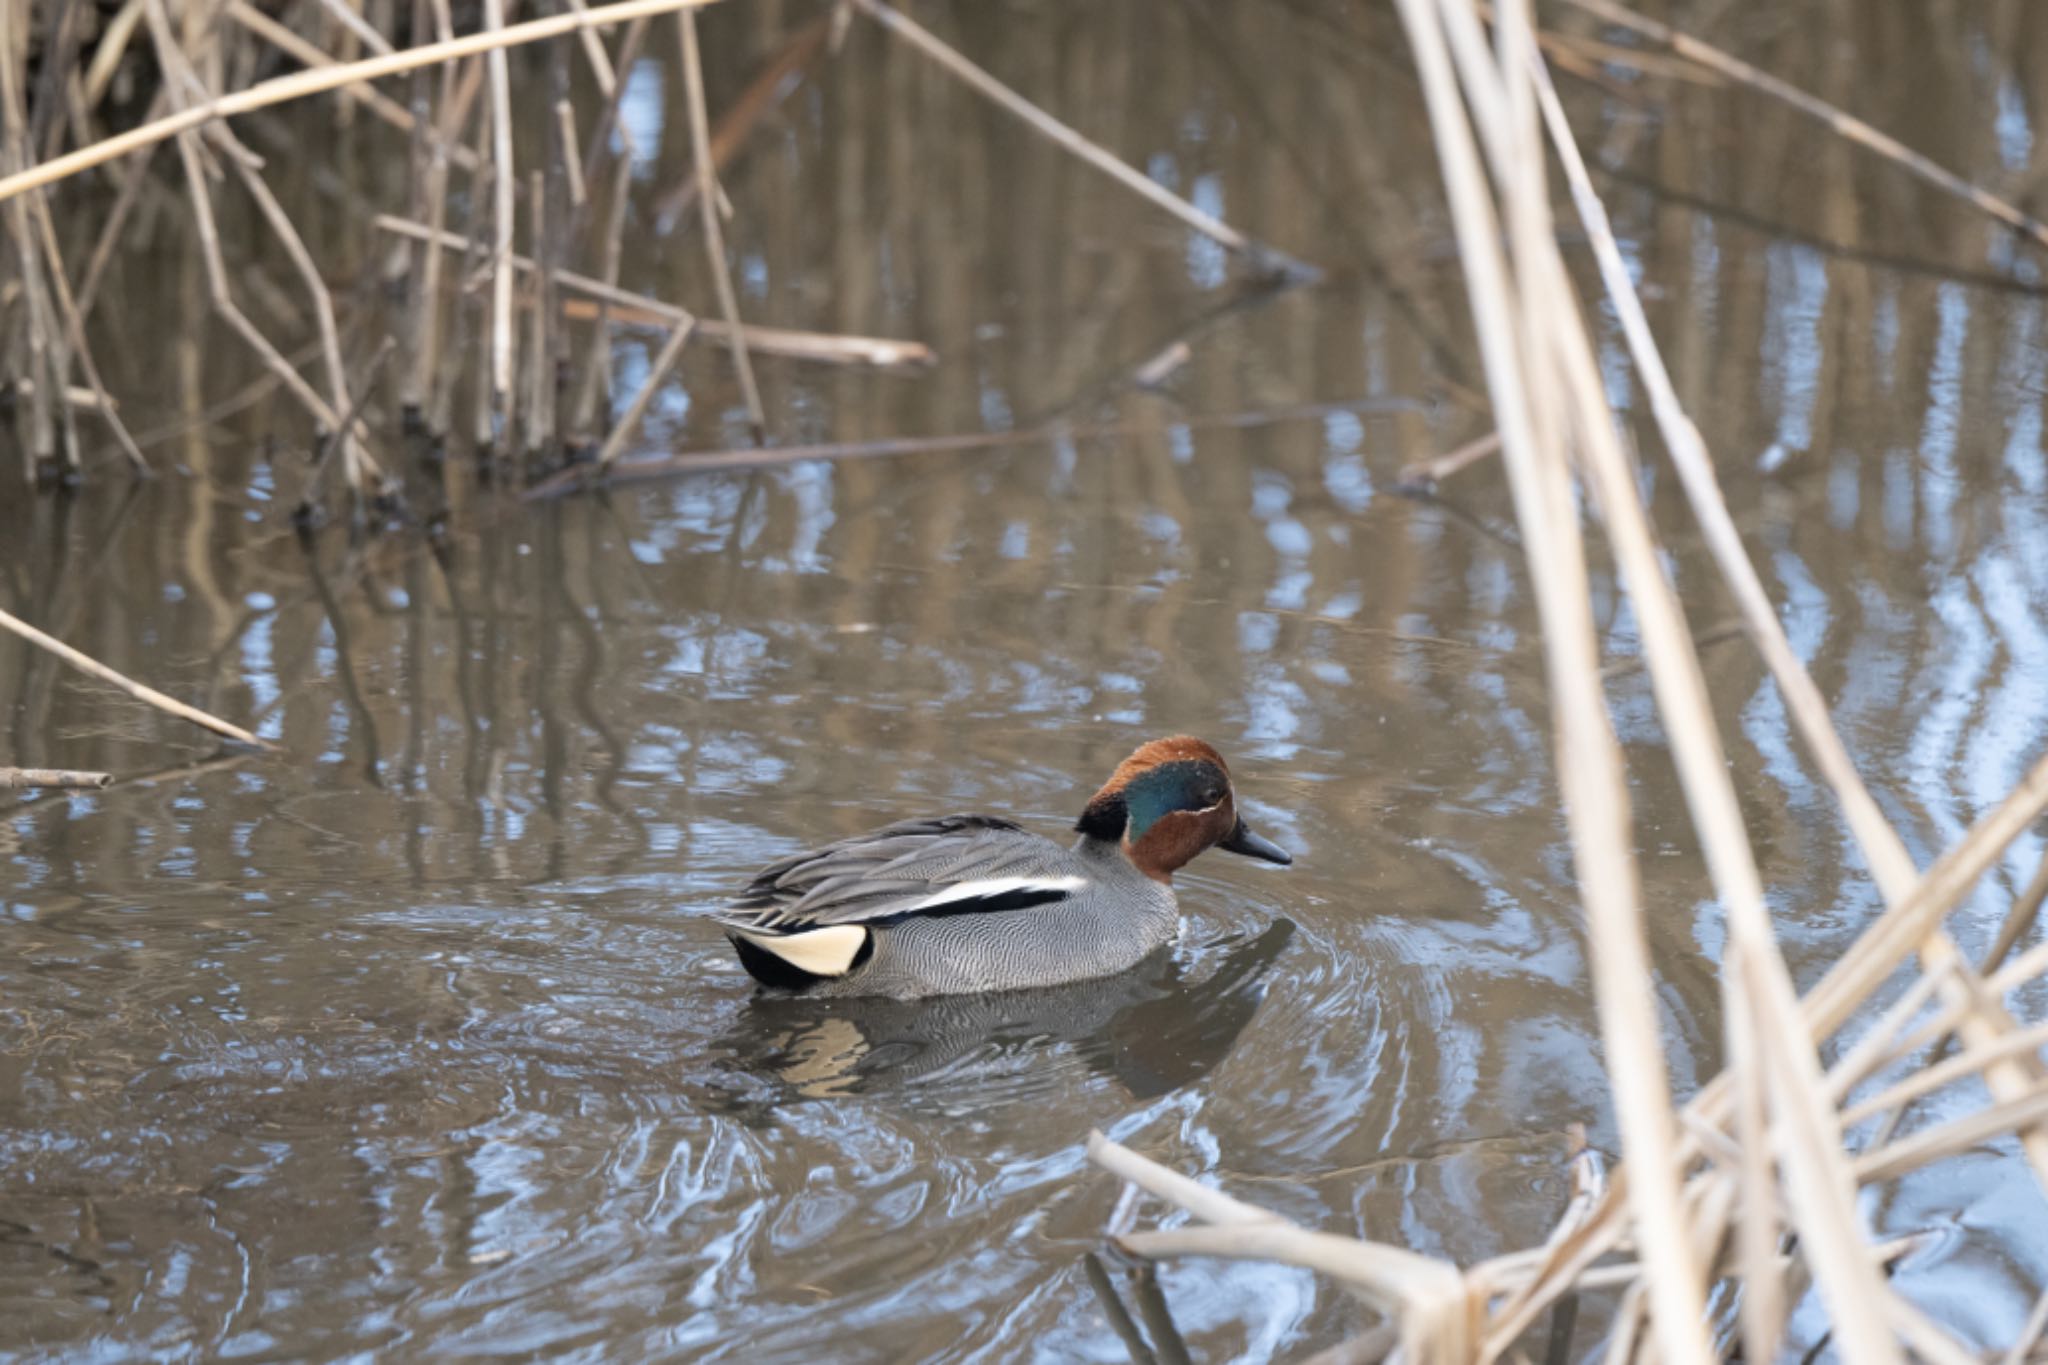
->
[[716, 814, 1085, 935]]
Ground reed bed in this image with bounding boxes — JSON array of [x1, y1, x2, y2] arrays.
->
[[1086, 2, 2048, 1361], [0, 0, 1304, 512]]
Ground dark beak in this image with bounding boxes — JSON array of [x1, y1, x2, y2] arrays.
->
[[1219, 818, 1292, 866]]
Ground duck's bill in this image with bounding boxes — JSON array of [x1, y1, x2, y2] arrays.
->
[[1220, 820, 1292, 865]]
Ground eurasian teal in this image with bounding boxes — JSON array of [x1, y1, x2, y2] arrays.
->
[[714, 736, 1291, 999]]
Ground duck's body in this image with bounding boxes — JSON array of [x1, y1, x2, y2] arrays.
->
[[713, 737, 1290, 1000]]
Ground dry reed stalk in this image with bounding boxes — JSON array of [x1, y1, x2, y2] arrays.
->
[[849, 0, 1317, 282], [219, 149, 384, 495], [25, 186, 151, 475], [1564, 0, 2048, 253], [593, 318, 696, 468], [222, 0, 479, 166], [0, 606, 274, 750], [563, 0, 620, 96], [0, 767, 114, 789], [0, 0, 723, 207], [11, 380, 108, 410], [653, 14, 829, 233], [1088, 1133, 1471, 1365], [678, 9, 765, 439], [82, 0, 147, 108], [569, 16, 648, 214], [1394, 430, 1500, 491], [1392, 2, 1712, 1359], [1447, 3, 1903, 1349], [312, 0, 394, 56], [1, 1, 61, 481], [555, 100, 585, 207], [1079, 4, 2048, 1359], [405, 16, 472, 422], [373, 212, 937, 366], [1529, 47, 2048, 1188], [525, 169, 546, 454], [2006, 1288, 2048, 1365], [300, 334, 396, 516], [1984, 851, 2048, 974], [70, 125, 158, 324], [144, 0, 387, 498], [569, 140, 634, 440], [482, 0, 515, 440]]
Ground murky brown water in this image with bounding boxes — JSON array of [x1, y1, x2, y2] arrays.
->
[[7, 2, 2048, 1358]]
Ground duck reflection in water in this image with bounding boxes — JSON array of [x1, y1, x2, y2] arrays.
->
[[720, 920, 1294, 1103]]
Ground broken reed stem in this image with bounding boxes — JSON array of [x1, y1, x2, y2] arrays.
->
[[0, 606, 274, 750], [849, 0, 1316, 282], [1565, 0, 2048, 253], [678, 9, 765, 440], [373, 213, 937, 367], [1395, 430, 1500, 491], [0, 0, 724, 208], [0, 767, 114, 790]]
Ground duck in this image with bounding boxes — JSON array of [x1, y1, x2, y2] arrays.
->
[[713, 736, 1292, 1000]]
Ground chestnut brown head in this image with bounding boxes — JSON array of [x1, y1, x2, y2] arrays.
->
[[1075, 736, 1291, 882]]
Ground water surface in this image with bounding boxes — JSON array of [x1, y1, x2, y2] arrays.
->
[[7, 1, 2048, 1357]]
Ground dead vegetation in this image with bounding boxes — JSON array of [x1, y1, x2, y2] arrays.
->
[[0, 0, 1307, 520], [1085, 2, 2048, 1362]]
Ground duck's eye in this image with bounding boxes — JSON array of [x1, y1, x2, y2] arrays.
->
[[1199, 786, 1226, 806]]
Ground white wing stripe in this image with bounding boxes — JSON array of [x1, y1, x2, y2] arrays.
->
[[909, 875, 1086, 912]]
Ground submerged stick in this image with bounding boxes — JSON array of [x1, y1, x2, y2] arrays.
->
[[527, 396, 1416, 498], [0, 607, 275, 750], [0, 767, 114, 790], [678, 10, 765, 439], [850, 0, 1317, 282], [1564, 0, 2048, 252]]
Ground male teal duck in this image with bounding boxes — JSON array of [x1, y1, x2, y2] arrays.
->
[[714, 736, 1292, 999]]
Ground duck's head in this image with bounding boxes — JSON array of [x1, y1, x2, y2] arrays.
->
[[1074, 735, 1292, 882]]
